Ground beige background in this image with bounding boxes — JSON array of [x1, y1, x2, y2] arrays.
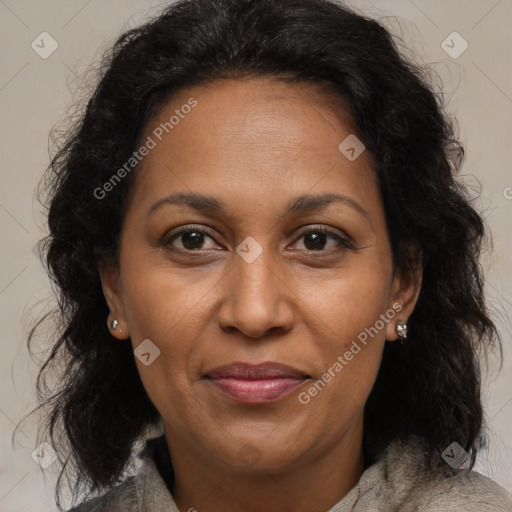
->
[[0, 0, 511, 509]]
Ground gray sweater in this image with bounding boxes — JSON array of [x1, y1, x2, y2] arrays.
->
[[67, 436, 512, 511]]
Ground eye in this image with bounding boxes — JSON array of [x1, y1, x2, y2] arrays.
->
[[292, 226, 354, 252], [164, 226, 220, 251], [163, 225, 354, 253]]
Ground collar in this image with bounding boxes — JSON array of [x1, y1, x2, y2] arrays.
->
[[129, 434, 512, 512]]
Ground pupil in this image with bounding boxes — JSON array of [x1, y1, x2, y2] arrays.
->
[[182, 231, 203, 250], [305, 232, 326, 250], [179, 231, 328, 251]]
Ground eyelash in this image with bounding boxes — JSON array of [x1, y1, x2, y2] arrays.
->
[[163, 224, 355, 253]]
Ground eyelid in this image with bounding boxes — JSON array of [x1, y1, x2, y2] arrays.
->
[[293, 224, 355, 250], [164, 224, 219, 246], [163, 223, 355, 252]]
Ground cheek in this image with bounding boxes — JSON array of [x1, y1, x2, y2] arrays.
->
[[295, 262, 390, 406], [121, 265, 203, 423], [297, 259, 392, 347], [121, 256, 207, 342], [120, 258, 215, 393], [298, 299, 386, 437]]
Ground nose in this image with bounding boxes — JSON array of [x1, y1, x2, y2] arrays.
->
[[217, 248, 295, 340]]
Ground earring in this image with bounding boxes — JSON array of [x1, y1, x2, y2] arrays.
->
[[396, 322, 408, 341], [110, 319, 118, 330]]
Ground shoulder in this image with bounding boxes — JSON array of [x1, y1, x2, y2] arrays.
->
[[65, 476, 138, 512], [381, 437, 512, 511], [65, 433, 176, 512], [413, 469, 512, 511]]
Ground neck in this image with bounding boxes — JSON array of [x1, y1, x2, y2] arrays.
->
[[164, 413, 365, 512]]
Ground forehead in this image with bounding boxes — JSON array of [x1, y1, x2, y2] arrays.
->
[[129, 77, 380, 220], [144, 77, 361, 158]]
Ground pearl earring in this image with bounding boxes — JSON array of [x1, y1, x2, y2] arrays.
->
[[110, 319, 118, 330]]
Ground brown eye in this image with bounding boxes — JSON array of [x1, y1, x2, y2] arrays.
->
[[301, 231, 334, 251], [293, 227, 354, 252], [165, 227, 219, 251]]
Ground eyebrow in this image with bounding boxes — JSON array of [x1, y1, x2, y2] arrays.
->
[[148, 191, 371, 224]]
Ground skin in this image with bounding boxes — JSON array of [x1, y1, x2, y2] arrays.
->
[[99, 77, 422, 512]]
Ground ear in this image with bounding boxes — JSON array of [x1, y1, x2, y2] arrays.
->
[[98, 259, 130, 340], [385, 244, 423, 341]]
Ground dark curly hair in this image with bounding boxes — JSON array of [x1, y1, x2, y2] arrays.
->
[[21, 0, 502, 509]]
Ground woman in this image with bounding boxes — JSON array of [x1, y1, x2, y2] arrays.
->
[[28, 0, 511, 510]]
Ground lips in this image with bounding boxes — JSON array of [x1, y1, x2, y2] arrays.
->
[[206, 362, 309, 380], [204, 362, 310, 403]]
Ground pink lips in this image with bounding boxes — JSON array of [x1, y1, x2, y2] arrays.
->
[[205, 362, 310, 404]]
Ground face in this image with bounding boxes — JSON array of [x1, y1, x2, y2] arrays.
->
[[100, 77, 421, 473]]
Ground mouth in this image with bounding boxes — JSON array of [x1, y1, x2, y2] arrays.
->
[[204, 362, 311, 404]]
